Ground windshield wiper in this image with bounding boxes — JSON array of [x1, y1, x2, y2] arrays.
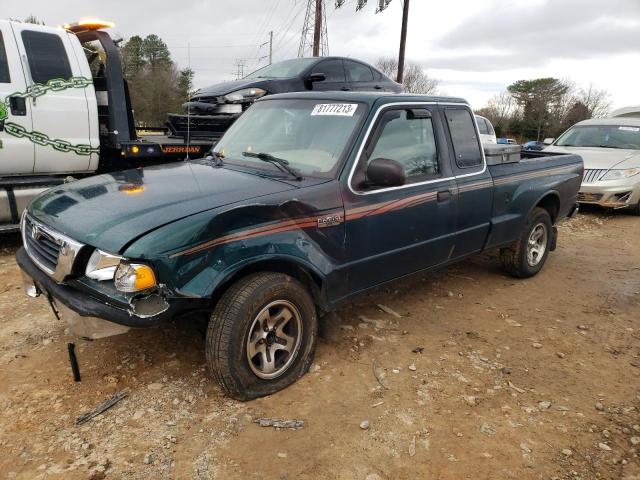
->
[[242, 151, 303, 180], [205, 150, 225, 166]]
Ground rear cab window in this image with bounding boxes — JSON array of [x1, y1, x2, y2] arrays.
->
[[0, 31, 10, 83], [445, 108, 483, 169], [21, 30, 72, 84], [476, 116, 489, 135]]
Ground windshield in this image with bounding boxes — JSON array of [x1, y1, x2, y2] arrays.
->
[[555, 124, 640, 150], [213, 99, 366, 178], [244, 58, 318, 79]]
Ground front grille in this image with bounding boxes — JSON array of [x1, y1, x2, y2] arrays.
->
[[582, 169, 607, 183], [23, 216, 60, 273], [577, 192, 603, 203], [22, 215, 85, 281]]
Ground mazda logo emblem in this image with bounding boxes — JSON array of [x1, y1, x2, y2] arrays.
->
[[30, 225, 42, 241]]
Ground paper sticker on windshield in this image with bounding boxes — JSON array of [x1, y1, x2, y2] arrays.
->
[[311, 103, 358, 116], [619, 126, 640, 132]]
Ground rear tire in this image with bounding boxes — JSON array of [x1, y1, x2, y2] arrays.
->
[[500, 207, 553, 278], [206, 272, 318, 401]]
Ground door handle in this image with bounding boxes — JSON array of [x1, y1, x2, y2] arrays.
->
[[437, 190, 452, 202], [374, 84, 383, 90], [340, 86, 350, 91]]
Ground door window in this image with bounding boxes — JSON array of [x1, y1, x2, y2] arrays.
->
[[445, 108, 483, 168], [21, 31, 72, 84], [345, 60, 374, 82], [0, 32, 10, 83], [372, 68, 384, 81], [315, 59, 345, 82], [366, 109, 439, 184]]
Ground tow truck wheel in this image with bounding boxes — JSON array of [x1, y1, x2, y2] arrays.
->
[[206, 272, 318, 401], [500, 207, 553, 278]]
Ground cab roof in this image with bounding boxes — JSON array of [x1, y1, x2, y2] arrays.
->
[[262, 91, 469, 107]]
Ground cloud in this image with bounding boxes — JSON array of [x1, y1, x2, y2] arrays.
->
[[424, 0, 640, 71]]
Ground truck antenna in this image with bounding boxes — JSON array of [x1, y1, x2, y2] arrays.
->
[[185, 42, 191, 160]]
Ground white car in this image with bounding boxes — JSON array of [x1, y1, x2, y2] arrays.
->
[[545, 117, 640, 215], [475, 115, 497, 144]]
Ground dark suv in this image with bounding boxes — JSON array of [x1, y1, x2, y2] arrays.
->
[[167, 57, 401, 138]]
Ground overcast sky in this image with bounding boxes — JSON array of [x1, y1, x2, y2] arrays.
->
[[5, 0, 640, 110]]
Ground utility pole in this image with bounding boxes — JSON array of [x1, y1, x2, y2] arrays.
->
[[313, 0, 322, 57], [397, 0, 409, 83], [336, 0, 408, 82], [299, 0, 328, 57], [233, 59, 246, 80], [259, 31, 273, 65]]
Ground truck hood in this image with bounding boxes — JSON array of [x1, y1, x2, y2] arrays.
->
[[544, 146, 640, 170], [194, 78, 270, 98], [28, 162, 296, 254]]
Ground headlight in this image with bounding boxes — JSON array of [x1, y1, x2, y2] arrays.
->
[[600, 168, 640, 181], [114, 262, 157, 292], [224, 88, 266, 103], [85, 249, 123, 281]]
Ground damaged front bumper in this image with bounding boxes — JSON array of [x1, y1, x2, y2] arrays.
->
[[578, 182, 640, 209], [16, 247, 189, 335]]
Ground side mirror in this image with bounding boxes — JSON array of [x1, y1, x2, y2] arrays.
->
[[366, 158, 405, 188], [543, 137, 555, 145], [307, 72, 326, 83]]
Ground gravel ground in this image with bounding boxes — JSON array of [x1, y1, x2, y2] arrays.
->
[[0, 208, 639, 480]]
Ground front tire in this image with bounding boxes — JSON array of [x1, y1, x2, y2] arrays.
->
[[500, 207, 553, 278], [206, 272, 318, 401]]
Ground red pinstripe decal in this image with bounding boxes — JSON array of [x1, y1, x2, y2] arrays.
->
[[171, 166, 579, 258]]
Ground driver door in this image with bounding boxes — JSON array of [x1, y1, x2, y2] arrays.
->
[[342, 104, 458, 294]]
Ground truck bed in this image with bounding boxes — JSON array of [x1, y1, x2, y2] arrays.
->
[[485, 150, 583, 250]]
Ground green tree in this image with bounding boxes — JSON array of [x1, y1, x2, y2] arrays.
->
[[178, 68, 195, 99], [121, 35, 145, 79], [507, 78, 570, 140], [561, 101, 590, 132], [141, 35, 172, 67], [120, 34, 190, 126]]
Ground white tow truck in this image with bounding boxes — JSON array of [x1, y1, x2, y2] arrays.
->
[[0, 19, 214, 230]]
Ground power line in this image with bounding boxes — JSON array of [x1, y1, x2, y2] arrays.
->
[[335, 0, 407, 82], [273, 1, 307, 50]]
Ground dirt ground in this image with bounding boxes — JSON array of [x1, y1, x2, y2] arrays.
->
[[0, 208, 639, 480]]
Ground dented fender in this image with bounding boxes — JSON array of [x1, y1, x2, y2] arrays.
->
[[124, 181, 348, 301]]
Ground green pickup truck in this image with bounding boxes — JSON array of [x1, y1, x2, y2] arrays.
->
[[18, 92, 582, 400]]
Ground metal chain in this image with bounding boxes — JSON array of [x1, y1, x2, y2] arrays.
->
[[4, 121, 97, 155], [1, 77, 98, 155], [6, 76, 93, 101]]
